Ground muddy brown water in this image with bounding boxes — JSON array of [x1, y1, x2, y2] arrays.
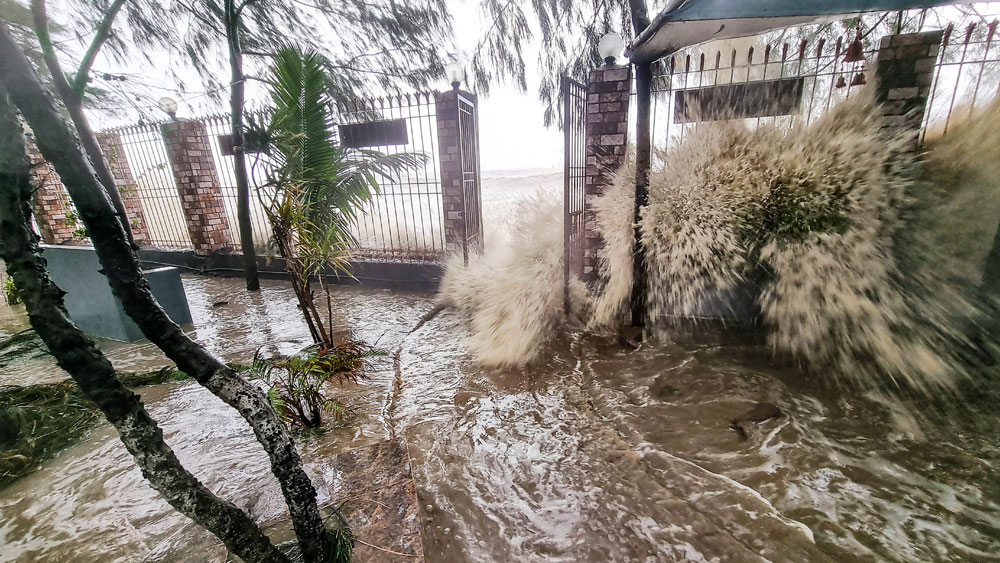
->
[[1, 275, 998, 562]]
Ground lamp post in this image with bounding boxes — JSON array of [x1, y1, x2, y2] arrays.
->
[[157, 96, 178, 120], [598, 32, 624, 66], [445, 62, 466, 91]]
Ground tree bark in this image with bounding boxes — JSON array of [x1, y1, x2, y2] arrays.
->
[[0, 21, 333, 563], [629, 61, 651, 328], [226, 0, 261, 291], [627, 0, 651, 328], [0, 91, 288, 563], [30, 0, 136, 247], [983, 219, 1000, 296], [626, 0, 651, 36]]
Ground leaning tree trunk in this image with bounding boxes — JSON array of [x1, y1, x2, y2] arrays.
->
[[627, 0, 652, 329], [225, 0, 260, 291], [0, 21, 334, 563], [0, 91, 287, 563], [984, 219, 1000, 296], [30, 0, 136, 247]]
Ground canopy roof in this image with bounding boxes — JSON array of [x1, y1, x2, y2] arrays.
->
[[628, 0, 961, 63]]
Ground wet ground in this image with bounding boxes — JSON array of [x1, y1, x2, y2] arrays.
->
[[1, 275, 998, 562]]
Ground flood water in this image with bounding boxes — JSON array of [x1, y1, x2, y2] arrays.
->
[[1, 275, 998, 562]]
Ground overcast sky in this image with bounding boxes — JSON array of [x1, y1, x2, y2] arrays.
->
[[73, 0, 567, 173], [62, 1, 1000, 173]]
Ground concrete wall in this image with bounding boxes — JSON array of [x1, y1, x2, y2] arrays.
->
[[41, 245, 192, 341]]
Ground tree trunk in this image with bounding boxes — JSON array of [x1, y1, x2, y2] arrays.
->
[[0, 91, 288, 563], [226, 0, 260, 291], [629, 62, 651, 328], [0, 21, 334, 563], [30, 0, 136, 248], [984, 219, 1000, 296], [627, 0, 651, 329], [626, 0, 651, 35]]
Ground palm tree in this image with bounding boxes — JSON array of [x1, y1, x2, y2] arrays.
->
[[249, 46, 422, 347]]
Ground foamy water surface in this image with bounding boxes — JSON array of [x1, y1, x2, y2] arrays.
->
[[1, 275, 997, 562]]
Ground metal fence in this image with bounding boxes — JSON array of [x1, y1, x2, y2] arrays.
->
[[103, 92, 450, 262], [202, 113, 275, 253], [646, 34, 881, 150], [562, 76, 588, 300], [333, 93, 445, 262], [640, 22, 1000, 149], [922, 21, 1000, 142], [106, 122, 193, 249], [456, 91, 483, 261]]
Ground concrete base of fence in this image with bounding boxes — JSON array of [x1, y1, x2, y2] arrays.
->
[[41, 245, 193, 342], [136, 249, 443, 292]]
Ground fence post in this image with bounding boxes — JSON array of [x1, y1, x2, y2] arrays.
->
[[160, 119, 234, 255], [435, 91, 465, 257], [25, 137, 84, 245], [583, 65, 632, 280], [96, 132, 151, 246], [874, 30, 944, 148]]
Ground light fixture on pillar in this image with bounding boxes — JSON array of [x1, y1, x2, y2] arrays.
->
[[445, 62, 466, 91], [598, 32, 624, 66], [157, 96, 178, 120]]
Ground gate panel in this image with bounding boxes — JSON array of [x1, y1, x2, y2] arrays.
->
[[563, 76, 588, 311], [457, 91, 483, 260]]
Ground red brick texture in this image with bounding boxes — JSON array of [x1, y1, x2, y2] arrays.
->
[[160, 119, 234, 255], [583, 65, 631, 278], [96, 132, 151, 245], [25, 138, 86, 245]]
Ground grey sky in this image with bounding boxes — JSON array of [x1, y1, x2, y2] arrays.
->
[[66, 0, 568, 172]]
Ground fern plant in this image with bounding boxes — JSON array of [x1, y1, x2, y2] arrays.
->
[[247, 46, 423, 347], [249, 342, 384, 428]]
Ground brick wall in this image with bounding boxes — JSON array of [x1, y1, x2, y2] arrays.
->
[[436, 91, 466, 255], [874, 30, 945, 148], [583, 65, 631, 279], [96, 132, 151, 245], [160, 119, 233, 255], [25, 138, 85, 245]]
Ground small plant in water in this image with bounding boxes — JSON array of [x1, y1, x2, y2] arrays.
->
[[246, 45, 423, 349], [249, 341, 383, 427]]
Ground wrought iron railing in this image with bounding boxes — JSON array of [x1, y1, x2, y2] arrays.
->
[[645, 33, 881, 150], [922, 21, 1000, 143], [104, 121, 193, 249], [100, 92, 451, 263]]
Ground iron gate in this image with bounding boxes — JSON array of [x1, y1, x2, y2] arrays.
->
[[456, 91, 483, 262], [563, 76, 588, 312]]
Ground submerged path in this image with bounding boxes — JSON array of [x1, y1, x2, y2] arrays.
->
[[1, 275, 998, 562]]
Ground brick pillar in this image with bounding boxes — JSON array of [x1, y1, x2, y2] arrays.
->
[[25, 138, 85, 245], [96, 132, 151, 246], [874, 30, 944, 148], [435, 91, 465, 254], [583, 65, 632, 279], [160, 119, 233, 255]]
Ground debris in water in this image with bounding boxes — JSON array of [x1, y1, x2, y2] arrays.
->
[[729, 402, 784, 441]]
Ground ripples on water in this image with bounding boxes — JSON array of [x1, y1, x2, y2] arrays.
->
[[0, 276, 997, 562]]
